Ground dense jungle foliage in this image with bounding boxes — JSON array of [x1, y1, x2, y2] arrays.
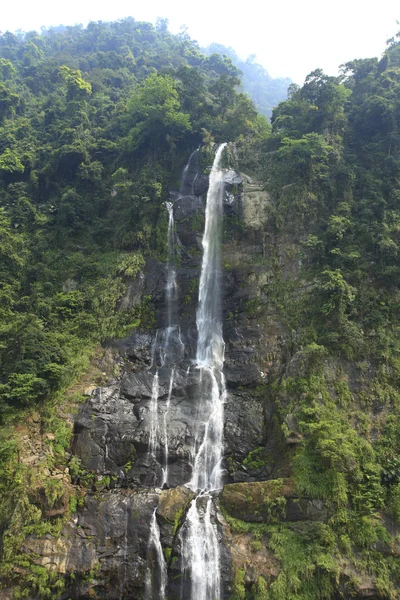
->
[[251, 30, 400, 599], [0, 17, 269, 421], [2, 14, 400, 600]]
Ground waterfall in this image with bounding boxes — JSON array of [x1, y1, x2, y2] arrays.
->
[[161, 367, 174, 488], [195, 143, 227, 372], [145, 509, 167, 600], [181, 143, 227, 600], [145, 150, 199, 599], [162, 202, 178, 363], [148, 371, 160, 459], [181, 494, 221, 600], [147, 193, 181, 478], [191, 142, 227, 493], [146, 145, 227, 600], [180, 147, 200, 196], [119, 497, 129, 600]]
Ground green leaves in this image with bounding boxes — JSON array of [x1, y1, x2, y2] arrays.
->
[[125, 73, 191, 152], [277, 133, 334, 184], [317, 269, 355, 316], [0, 148, 24, 174], [0, 83, 19, 123], [5, 373, 48, 406], [59, 65, 92, 100]]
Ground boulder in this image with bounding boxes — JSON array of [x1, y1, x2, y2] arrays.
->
[[220, 479, 328, 523]]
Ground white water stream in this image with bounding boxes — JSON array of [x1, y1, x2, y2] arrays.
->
[[148, 370, 160, 459], [145, 509, 168, 600], [161, 367, 175, 488], [181, 143, 227, 600], [145, 145, 227, 599], [145, 150, 202, 599]]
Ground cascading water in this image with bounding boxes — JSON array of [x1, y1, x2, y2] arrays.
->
[[119, 497, 129, 600], [145, 150, 199, 600], [148, 371, 160, 459], [145, 145, 226, 600], [161, 367, 174, 488], [181, 494, 221, 600], [181, 143, 227, 600], [147, 198, 181, 477], [145, 509, 168, 600], [180, 147, 200, 196], [162, 202, 178, 364]]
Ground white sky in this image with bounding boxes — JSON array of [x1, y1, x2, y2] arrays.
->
[[1, 0, 399, 83]]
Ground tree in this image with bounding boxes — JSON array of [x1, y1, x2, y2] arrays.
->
[[59, 65, 92, 101], [125, 73, 191, 154], [0, 84, 19, 122]]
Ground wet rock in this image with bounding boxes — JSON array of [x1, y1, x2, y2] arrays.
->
[[158, 485, 195, 547], [23, 490, 158, 599], [224, 392, 265, 479], [224, 170, 243, 187], [173, 195, 204, 221], [107, 332, 153, 371], [73, 359, 267, 491], [158, 486, 194, 524], [193, 173, 209, 196], [73, 390, 142, 482]]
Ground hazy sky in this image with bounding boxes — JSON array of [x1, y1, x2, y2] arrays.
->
[[2, 0, 399, 83]]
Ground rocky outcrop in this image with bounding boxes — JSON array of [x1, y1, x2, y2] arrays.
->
[[220, 479, 329, 523], [23, 490, 158, 599]]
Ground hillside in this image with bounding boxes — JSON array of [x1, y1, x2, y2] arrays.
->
[[1, 18, 400, 600]]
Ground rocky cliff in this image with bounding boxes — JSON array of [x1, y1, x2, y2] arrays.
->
[[3, 148, 399, 600]]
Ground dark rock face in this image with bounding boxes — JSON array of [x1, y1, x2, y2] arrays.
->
[[65, 155, 277, 598], [22, 490, 157, 599], [73, 356, 267, 491], [74, 366, 197, 488], [25, 152, 292, 599], [173, 194, 205, 222], [193, 173, 209, 196]]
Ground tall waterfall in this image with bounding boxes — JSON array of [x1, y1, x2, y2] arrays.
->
[[181, 143, 227, 600], [148, 371, 160, 459], [147, 187, 183, 479]]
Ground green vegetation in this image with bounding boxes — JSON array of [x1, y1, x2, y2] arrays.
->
[[0, 18, 268, 425], [2, 13, 400, 600], [223, 33, 400, 598]]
